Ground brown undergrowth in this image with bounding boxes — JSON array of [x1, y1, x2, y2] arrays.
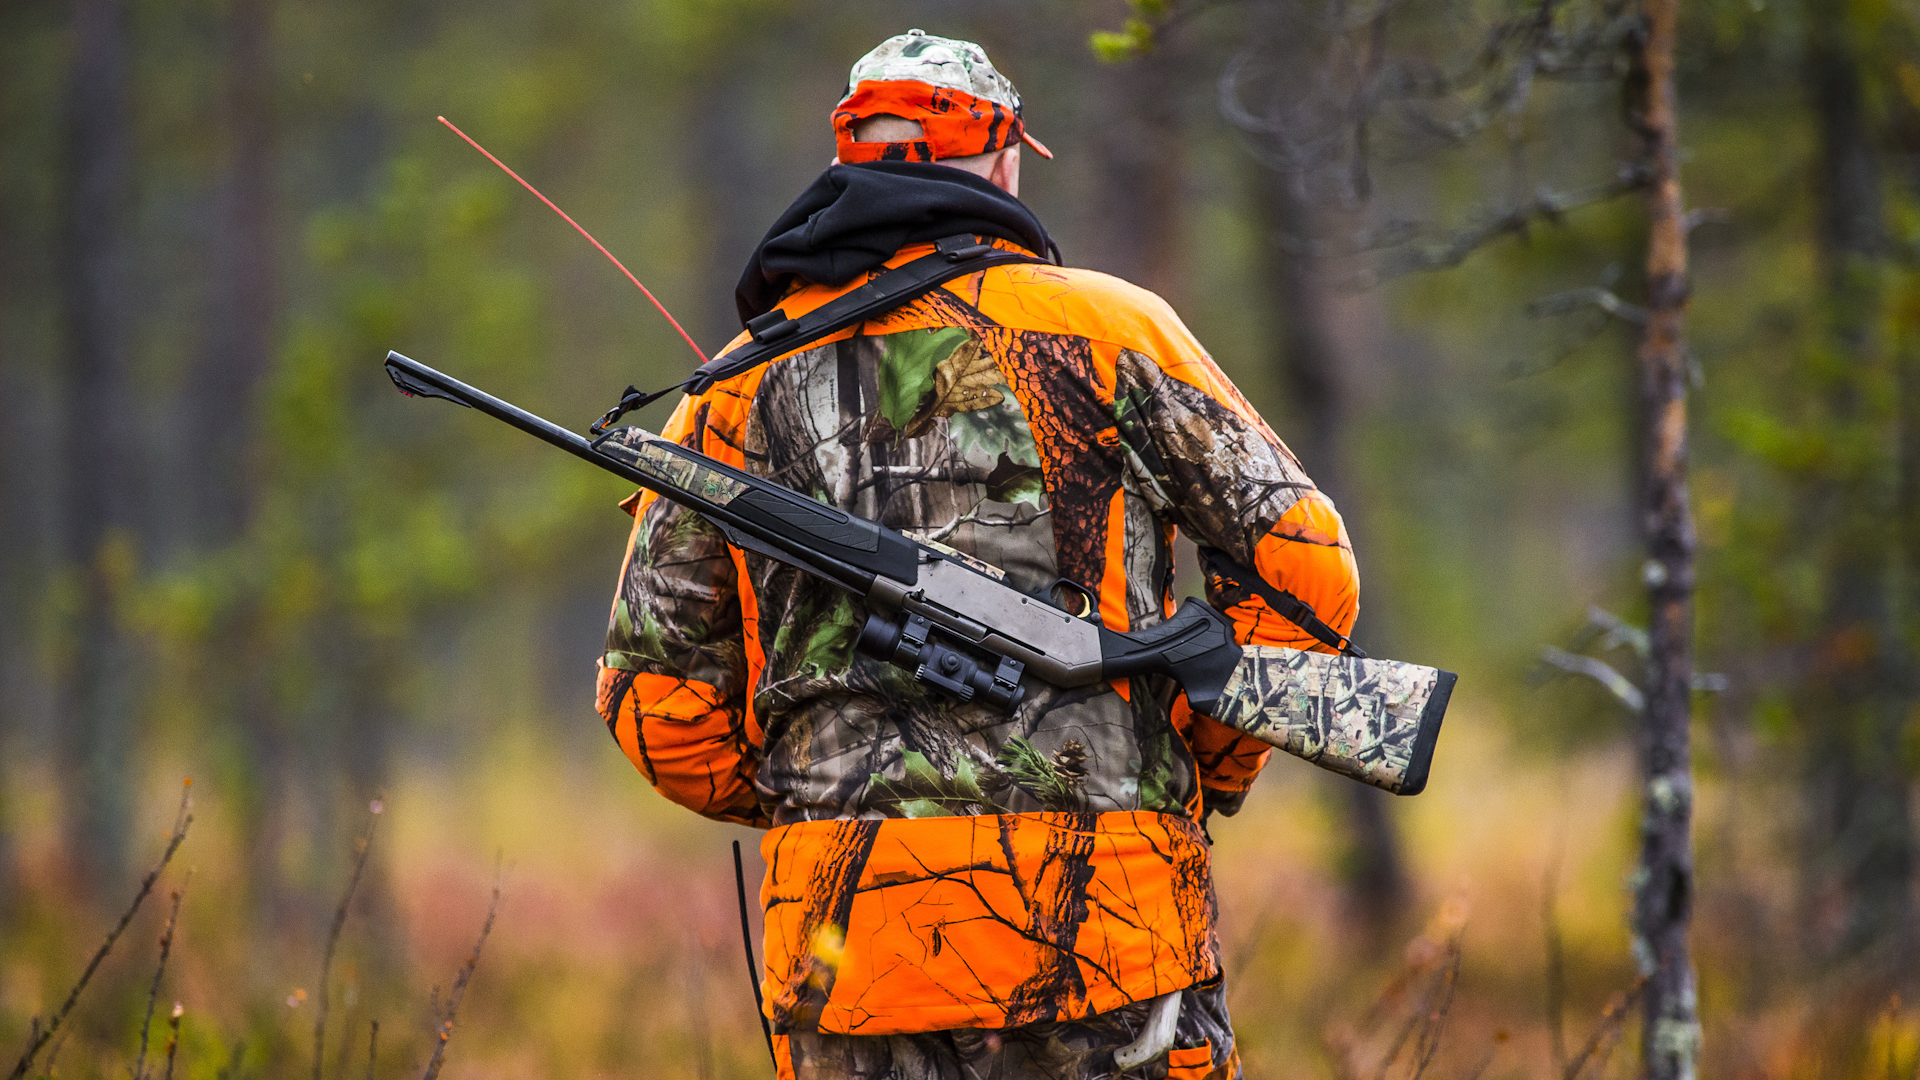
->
[[5, 790, 500, 1080], [3, 754, 1914, 1080]]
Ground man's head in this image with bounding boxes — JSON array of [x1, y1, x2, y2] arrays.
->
[[832, 30, 1050, 196]]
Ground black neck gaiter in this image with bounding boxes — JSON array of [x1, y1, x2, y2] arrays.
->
[[735, 161, 1056, 325]]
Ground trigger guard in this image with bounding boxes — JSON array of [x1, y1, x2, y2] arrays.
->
[[1048, 578, 1098, 621]]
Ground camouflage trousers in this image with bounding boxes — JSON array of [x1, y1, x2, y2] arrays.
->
[[783, 977, 1239, 1080]]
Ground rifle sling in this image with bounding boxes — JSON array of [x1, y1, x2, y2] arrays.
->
[[1197, 544, 1369, 659], [589, 237, 1360, 663], [591, 234, 1046, 432]]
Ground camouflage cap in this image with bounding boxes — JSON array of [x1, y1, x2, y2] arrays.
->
[[832, 30, 1053, 165]]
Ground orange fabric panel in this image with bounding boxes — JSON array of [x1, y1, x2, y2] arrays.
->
[[966, 265, 1280, 440], [1099, 490, 1133, 703], [773, 1035, 794, 1080], [596, 667, 761, 825], [1098, 488, 1131, 632], [1167, 1043, 1215, 1079], [728, 540, 766, 747], [596, 660, 646, 768], [722, 241, 973, 348], [1225, 491, 1359, 653], [693, 366, 770, 744], [1086, 338, 1124, 402], [730, 240, 1091, 350], [1188, 719, 1274, 795], [758, 812, 1218, 1036], [617, 366, 773, 743], [832, 79, 1028, 164], [694, 364, 766, 469], [730, 241, 1226, 366], [1176, 692, 1272, 796]]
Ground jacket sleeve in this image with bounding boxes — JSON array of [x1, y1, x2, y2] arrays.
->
[[1111, 310, 1361, 816], [595, 394, 768, 828]]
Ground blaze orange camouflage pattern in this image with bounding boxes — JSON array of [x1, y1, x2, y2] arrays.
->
[[596, 239, 1359, 1073]]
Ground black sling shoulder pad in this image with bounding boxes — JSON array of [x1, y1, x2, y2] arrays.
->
[[688, 234, 1046, 392], [591, 235, 1047, 432]]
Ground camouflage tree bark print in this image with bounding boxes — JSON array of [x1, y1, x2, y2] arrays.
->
[[1206, 646, 1448, 794], [1001, 811, 1099, 1026], [596, 252, 1364, 1054], [911, 288, 1130, 611], [784, 976, 1241, 1079], [772, 818, 884, 1032], [760, 812, 1221, 1035], [729, 320, 1197, 826]]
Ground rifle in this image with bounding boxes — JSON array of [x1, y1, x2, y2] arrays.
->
[[384, 350, 1454, 795]]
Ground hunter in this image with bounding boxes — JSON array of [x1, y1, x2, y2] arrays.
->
[[596, 30, 1359, 1080]]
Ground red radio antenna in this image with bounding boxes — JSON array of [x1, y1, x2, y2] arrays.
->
[[437, 115, 709, 364]]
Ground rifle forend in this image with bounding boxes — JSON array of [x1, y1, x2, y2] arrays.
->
[[383, 350, 1454, 794]]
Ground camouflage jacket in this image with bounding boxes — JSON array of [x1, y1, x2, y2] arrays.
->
[[596, 239, 1359, 1038]]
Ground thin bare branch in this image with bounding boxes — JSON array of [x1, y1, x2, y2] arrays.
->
[[1682, 207, 1732, 233], [419, 875, 503, 1080], [1540, 645, 1646, 712], [315, 800, 383, 1080], [161, 1003, 182, 1080], [1582, 606, 1651, 657], [9, 781, 194, 1080], [1563, 977, 1648, 1080], [1371, 0, 1638, 144], [1370, 1006, 1424, 1080], [41, 1027, 67, 1079], [134, 871, 192, 1080], [1409, 938, 1462, 1079], [1460, 1034, 1508, 1080], [1529, 286, 1649, 325], [1372, 167, 1650, 279], [1504, 313, 1617, 378], [1544, 860, 1569, 1074], [366, 1021, 379, 1080]]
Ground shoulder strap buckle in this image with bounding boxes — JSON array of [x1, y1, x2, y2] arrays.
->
[[935, 234, 995, 261], [745, 308, 798, 342]]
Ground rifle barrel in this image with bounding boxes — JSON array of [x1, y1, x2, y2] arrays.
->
[[385, 351, 610, 473], [383, 350, 879, 595]]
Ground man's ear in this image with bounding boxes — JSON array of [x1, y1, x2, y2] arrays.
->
[[988, 145, 1021, 197]]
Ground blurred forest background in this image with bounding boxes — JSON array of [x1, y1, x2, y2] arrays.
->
[[3, 0, 1919, 1076]]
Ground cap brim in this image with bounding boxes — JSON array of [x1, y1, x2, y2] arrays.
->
[[1022, 131, 1054, 160]]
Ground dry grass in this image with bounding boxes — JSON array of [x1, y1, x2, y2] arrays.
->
[[0, 710, 1909, 1079]]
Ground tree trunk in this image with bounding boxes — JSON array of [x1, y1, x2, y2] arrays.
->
[[1087, 46, 1187, 306], [1245, 0, 1409, 938], [57, 0, 136, 888], [1901, 98, 1920, 972], [188, 0, 277, 544], [1627, 2, 1701, 1075], [1799, 0, 1914, 975], [1257, 163, 1409, 936], [690, 62, 767, 354]]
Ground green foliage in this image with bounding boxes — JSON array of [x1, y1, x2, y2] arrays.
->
[[1090, 19, 1155, 64], [995, 735, 1084, 812], [869, 749, 999, 817], [876, 327, 973, 432], [1089, 0, 1171, 62]]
